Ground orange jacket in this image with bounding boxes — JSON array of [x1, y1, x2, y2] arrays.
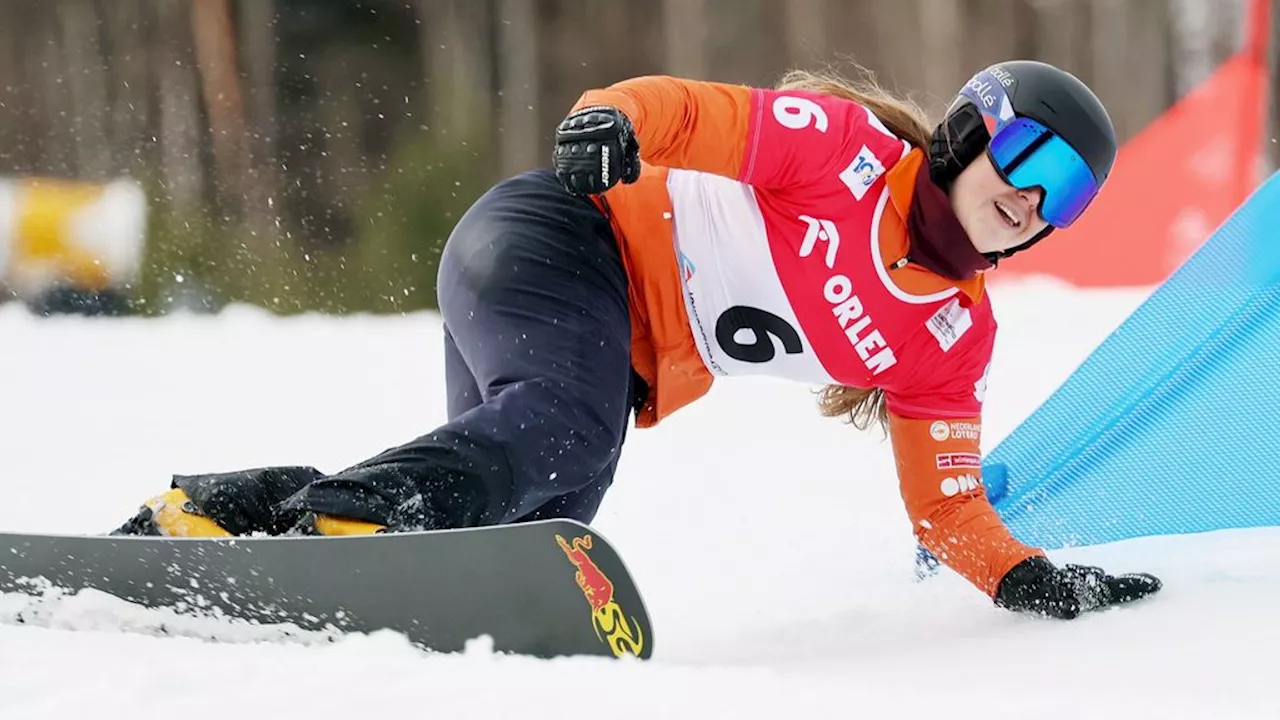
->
[[571, 76, 1042, 597]]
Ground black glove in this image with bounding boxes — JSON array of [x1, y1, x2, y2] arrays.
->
[[995, 556, 1162, 620], [553, 105, 642, 196]]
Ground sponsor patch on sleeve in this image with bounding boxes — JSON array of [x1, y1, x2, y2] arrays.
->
[[840, 145, 886, 201], [935, 452, 982, 469]]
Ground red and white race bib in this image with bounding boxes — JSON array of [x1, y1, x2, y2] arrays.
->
[[668, 88, 997, 419]]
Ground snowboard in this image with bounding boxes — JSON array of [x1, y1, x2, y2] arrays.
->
[[0, 519, 652, 660]]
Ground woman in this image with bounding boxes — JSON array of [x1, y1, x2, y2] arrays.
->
[[117, 60, 1161, 620]]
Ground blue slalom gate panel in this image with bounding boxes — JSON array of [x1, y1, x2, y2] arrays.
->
[[981, 171, 1280, 549]]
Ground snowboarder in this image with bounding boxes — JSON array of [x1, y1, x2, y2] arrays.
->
[[116, 60, 1162, 620]]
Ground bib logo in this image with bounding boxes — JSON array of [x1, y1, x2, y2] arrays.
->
[[793, 214, 896, 377], [798, 215, 841, 269], [555, 534, 645, 658], [840, 146, 886, 201], [678, 250, 697, 282]]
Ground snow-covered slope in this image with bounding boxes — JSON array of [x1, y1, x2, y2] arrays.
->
[[1, 279, 1274, 719]]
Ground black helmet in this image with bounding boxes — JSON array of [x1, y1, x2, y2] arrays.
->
[[929, 60, 1117, 262]]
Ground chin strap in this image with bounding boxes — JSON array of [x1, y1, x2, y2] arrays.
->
[[983, 225, 1054, 267]]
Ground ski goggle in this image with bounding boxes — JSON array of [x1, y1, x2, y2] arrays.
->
[[985, 116, 1100, 229]]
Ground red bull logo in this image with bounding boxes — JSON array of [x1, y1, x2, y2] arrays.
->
[[556, 533, 645, 658], [556, 533, 614, 612]]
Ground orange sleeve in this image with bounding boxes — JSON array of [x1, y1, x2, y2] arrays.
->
[[572, 75, 750, 180], [888, 411, 1043, 597]]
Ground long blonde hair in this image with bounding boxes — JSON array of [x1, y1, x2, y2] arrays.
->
[[775, 66, 933, 432]]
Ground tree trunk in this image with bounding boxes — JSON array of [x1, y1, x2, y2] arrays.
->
[[103, 0, 154, 176], [1170, 0, 1217, 95], [58, 0, 113, 179], [239, 0, 281, 238], [784, 0, 829, 68], [917, 0, 965, 117], [153, 0, 204, 214], [496, 0, 540, 176], [315, 49, 365, 218], [867, 0, 925, 95], [1032, 0, 1091, 86], [189, 0, 248, 218], [39, 7, 75, 176], [663, 0, 709, 78], [418, 0, 495, 141], [1089, 0, 1134, 139], [0, 5, 36, 173]]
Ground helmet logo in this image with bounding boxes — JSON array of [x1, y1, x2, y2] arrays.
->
[[989, 65, 1016, 89], [961, 69, 1017, 135]]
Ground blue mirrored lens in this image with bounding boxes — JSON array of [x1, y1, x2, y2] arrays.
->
[[987, 117, 1100, 228]]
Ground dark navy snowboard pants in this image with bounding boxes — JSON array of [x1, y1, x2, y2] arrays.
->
[[165, 170, 639, 534]]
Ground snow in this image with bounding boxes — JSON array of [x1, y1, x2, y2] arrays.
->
[[1, 277, 1277, 719]]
